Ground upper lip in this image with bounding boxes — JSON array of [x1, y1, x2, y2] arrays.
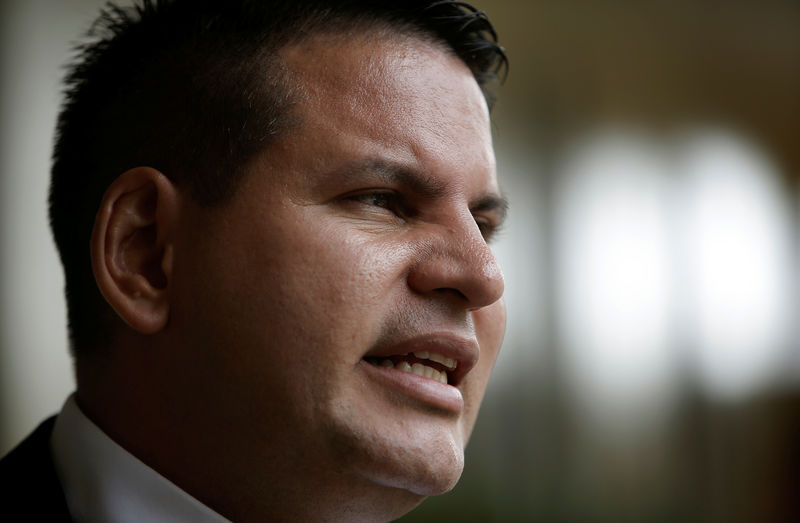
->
[[363, 332, 479, 386]]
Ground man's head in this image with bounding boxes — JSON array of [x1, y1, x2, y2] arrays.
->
[[50, 0, 507, 520]]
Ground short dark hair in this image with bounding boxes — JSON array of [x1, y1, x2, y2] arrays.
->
[[49, 0, 507, 359]]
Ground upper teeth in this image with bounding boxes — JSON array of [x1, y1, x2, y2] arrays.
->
[[380, 360, 448, 384], [412, 351, 457, 370], [370, 351, 456, 385]]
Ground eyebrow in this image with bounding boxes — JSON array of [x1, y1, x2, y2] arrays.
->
[[331, 158, 509, 224], [333, 159, 447, 199]]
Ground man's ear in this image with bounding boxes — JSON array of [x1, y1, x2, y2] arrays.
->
[[91, 167, 179, 334]]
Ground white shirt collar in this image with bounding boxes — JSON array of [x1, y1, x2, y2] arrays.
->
[[50, 395, 230, 523]]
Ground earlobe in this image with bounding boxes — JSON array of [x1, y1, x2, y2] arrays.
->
[[91, 167, 179, 334]]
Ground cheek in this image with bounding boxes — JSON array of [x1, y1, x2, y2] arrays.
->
[[474, 299, 507, 363], [459, 300, 506, 432], [239, 224, 416, 364], [287, 226, 414, 311]]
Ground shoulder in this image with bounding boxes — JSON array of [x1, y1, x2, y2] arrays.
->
[[0, 417, 72, 521]]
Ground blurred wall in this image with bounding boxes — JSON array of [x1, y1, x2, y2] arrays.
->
[[403, 1, 800, 522], [1, 1, 798, 522], [0, 0, 109, 455]]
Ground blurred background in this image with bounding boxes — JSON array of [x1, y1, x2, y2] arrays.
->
[[1, 0, 798, 521]]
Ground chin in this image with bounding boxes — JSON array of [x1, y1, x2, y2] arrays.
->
[[355, 454, 463, 523], [407, 468, 463, 497], [323, 376, 476, 506], [367, 434, 467, 498], [409, 451, 464, 497]]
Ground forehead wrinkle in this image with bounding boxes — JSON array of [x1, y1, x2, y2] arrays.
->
[[283, 28, 480, 130], [277, 26, 499, 215], [281, 27, 421, 112]]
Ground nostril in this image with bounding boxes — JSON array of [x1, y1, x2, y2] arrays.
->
[[433, 287, 468, 301], [406, 228, 504, 309]]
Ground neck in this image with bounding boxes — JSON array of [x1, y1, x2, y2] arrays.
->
[[75, 337, 424, 522]]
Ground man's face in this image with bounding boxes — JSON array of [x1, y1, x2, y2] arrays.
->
[[169, 32, 505, 506]]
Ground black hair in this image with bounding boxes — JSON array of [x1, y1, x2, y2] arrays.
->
[[49, 0, 507, 358]]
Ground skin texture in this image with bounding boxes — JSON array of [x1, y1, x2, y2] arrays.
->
[[84, 30, 505, 522]]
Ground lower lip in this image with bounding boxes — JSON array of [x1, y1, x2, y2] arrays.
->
[[359, 360, 464, 414]]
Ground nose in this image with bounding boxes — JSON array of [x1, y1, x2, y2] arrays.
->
[[407, 217, 505, 310]]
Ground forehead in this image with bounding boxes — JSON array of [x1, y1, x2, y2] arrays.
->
[[277, 29, 497, 191]]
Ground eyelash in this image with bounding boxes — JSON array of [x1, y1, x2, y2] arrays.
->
[[476, 216, 504, 243], [345, 191, 500, 242], [474, 218, 494, 240], [348, 191, 400, 211]]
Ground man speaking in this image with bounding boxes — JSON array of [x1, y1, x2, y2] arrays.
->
[[0, 0, 508, 520]]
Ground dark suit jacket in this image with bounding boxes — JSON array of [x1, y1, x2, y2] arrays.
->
[[0, 416, 72, 520]]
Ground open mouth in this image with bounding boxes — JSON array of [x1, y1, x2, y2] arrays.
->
[[364, 351, 458, 385]]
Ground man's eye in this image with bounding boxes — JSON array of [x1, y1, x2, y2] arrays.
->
[[347, 192, 401, 212], [475, 217, 501, 242], [353, 193, 394, 208]]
